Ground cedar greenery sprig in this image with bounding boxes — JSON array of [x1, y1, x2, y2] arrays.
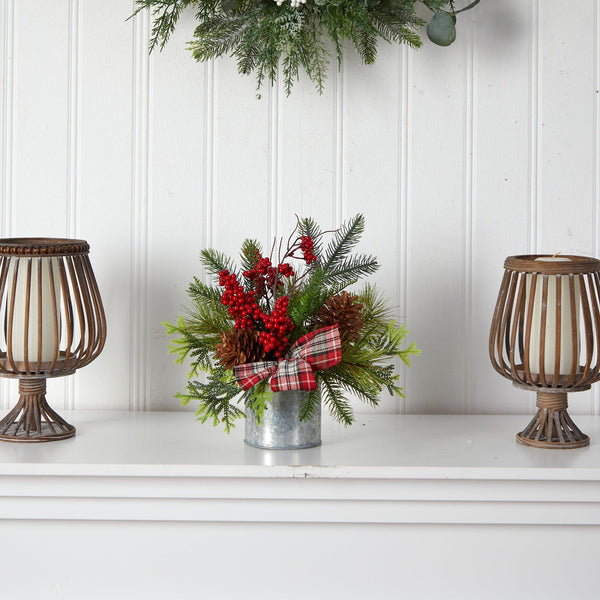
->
[[164, 214, 419, 430], [133, 0, 481, 95]]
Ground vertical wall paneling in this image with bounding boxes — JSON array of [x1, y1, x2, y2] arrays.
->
[[204, 60, 215, 251], [76, 0, 134, 410], [65, 0, 81, 410], [344, 42, 402, 413], [529, 0, 541, 255], [67, 0, 80, 240], [408, 37, 468, 414], [211, 58, 270, 262], [463, 16, 476, 414], [334, 61, 345, 227], [147, 9, 207, 411], [538, 1, 596, 256], [527, 0, 541, 415], [277, 56, 337, 236], [267, 73, 280, 243], [539, 0, 597, 415], [398, 46, 412, 413], [3, 0, 600, 415], [0, 0, 14, 409], [1, 0, 14, 237], [471, 0, 533, 414], [13, 1, 70, 409], [131, 6, 150, 411], [595, 0, 600, 415], [13, 1, 69, 235]]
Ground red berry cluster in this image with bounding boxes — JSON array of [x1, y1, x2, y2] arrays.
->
[[219, 269, 295, 358], [257, 297, 295, 358], [300, 236, 316, 264], [218, 270, 259, 329], [278, 262, 294, 277], [243, 256, 295, 298]]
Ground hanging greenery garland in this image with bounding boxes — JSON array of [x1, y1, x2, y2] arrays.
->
[[133, 0, 481, 95]]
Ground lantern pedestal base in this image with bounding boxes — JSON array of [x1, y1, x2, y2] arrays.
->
[[0, 378, 75, 443], [516, 391, 589, 449]]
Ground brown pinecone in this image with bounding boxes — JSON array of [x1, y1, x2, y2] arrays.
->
[[313, 291, 364, 343], [215, 329, 265, 370]]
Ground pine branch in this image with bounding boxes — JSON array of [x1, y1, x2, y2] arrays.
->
[[190, 12, 253, 61], [240, 238, 263, 272], [352, 23, 378, 65], [298, 389, 320, 421], [164, 317, 214, 375], [179, 367, 245, 433], [287, 267, 330, 328], [134, 0, 196, 52], [188, 277, 223, 305], [357, 283, 395, 337], [324, 254, 379, 287], [200, 248, 237, 280], [318, 374, 354, 425], [244, 379, 272, 424], [322, 214, 366, 273]]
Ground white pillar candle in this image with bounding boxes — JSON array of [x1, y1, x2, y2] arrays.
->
[[6, 257, 61, 363], [526, 256, 580, 376]]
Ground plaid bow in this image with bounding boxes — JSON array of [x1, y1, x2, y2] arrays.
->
[[233, 325, 341, 392]]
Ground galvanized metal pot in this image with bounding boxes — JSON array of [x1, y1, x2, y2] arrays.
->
[[244, 390, 321, 449]]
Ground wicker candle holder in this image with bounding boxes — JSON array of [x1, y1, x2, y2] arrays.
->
[[489, 254, 600, 449], [0, 238, 106, 442]]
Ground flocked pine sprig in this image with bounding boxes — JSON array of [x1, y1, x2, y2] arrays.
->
[[133, 0, 481, 95]]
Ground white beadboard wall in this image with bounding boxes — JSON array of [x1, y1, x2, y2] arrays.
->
[[1, 0, 599, 416]]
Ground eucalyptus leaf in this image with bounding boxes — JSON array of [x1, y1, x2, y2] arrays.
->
[[426, 11, 456, 46]]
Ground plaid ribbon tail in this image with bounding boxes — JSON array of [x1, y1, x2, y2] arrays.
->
[[233, 361, 278, 391]]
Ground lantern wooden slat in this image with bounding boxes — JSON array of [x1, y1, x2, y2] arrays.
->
[[568, 275, 578, 385], [0, 238, 106, 443], [489, 254, 600, 449], [552, 274, 561, 387], [48, 258, 60, 372], [538, 274, 549, 387], [589, 272, 600, 382]]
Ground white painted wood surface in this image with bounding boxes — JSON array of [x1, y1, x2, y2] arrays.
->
[[1, 411, 600, 600], [1, 0, 599, 417]]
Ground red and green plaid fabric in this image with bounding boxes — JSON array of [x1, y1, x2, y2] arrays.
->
[[233, 325, 341, 392]]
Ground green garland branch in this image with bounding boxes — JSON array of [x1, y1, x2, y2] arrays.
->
[[133, 0, 482, 94]]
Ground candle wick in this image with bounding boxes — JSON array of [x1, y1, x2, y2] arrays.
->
[[552, 251, 562, 258]]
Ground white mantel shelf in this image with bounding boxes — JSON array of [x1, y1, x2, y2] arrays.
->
[[2, 411, 600, 526]]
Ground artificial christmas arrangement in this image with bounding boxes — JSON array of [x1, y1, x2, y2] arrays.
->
[[134, 0, 481, 95], [165, 214, 419, 447]]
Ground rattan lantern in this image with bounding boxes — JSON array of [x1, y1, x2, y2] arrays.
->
[[489, 254, 600, 448], [0, 238, 106, 442]]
